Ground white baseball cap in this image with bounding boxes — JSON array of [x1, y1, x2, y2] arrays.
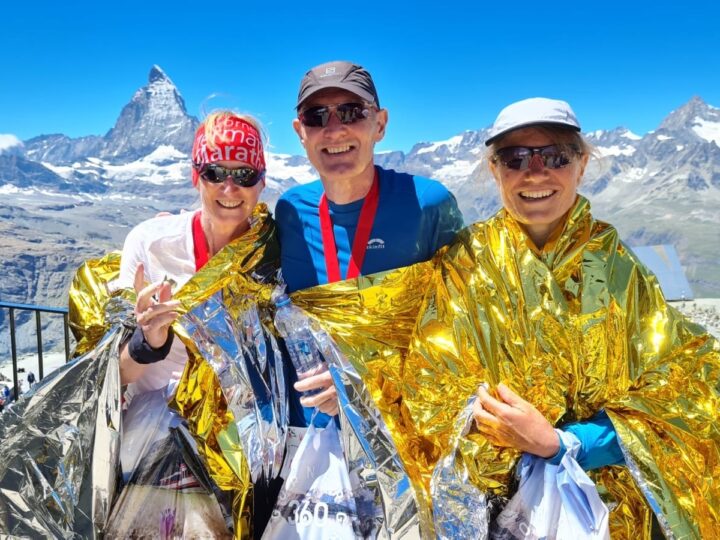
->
[[485, 97, 581, 146]]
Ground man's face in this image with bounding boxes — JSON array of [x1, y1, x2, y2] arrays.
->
[[293, 89, 388, 183]]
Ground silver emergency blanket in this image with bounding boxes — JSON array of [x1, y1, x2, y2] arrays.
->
[[430, 397, 490, 540], [313, 322, 426, 539], [180, 289, 288, 485], [0, 296, 129, 538]]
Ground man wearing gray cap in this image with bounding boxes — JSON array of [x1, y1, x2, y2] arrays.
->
[[275, 60, 464, 418]]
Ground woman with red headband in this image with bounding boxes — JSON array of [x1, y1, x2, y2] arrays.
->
[[107, 111, 268, 537], [119, 111, 266, 387]]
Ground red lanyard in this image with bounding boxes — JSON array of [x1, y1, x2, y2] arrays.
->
[[192, 211, 210, 271], [319, 171, 380, 282]]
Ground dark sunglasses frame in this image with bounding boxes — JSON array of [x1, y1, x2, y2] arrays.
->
[[493, 144, 581, 171], [193, 163, 265, 187], [298, 102, 374, 128]]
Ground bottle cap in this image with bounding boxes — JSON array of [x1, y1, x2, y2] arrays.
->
[[275, 294, 291, 307]]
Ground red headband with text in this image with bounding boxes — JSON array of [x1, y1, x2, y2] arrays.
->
[[191, 116, 266, 186]]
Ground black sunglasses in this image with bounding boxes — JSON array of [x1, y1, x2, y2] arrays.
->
[[298, 102, 373, 128], [194, 163, 265, 187], [494, 144, 580, 171]]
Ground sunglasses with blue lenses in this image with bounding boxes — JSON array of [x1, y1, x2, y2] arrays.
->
[[194, 163, 265, 187], [494, 144, 580, 171], [298, 102, 373, 128]]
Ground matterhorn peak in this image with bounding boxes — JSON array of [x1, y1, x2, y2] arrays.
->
[[149, 64, 171, 84], [101, 66, 199, 161]]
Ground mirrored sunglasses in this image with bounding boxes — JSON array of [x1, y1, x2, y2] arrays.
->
[[298, 102, 372, 128], [194, 163, 265, 187], [494, 144, 580, 171]]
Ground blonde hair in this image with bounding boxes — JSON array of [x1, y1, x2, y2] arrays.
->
[[201, 110, 269, 153]]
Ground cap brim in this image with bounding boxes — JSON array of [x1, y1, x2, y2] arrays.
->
[[296, 83, 376, 109], [485, 121, 581, 146]]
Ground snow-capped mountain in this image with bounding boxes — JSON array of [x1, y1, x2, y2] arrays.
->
[[659, 95, 720, 142], [1, 67, 719, 353], [24, 66, 199, 164], [102, 66, 198, 161], [22, 65, 316, 194]]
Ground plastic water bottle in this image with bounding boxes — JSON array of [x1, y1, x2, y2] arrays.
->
[[273, 293, 325, 396]]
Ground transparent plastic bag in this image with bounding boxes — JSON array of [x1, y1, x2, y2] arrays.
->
[[492, 431, 610, 540], [105, 388, 232, 539]]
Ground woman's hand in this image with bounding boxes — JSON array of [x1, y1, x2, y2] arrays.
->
[[294, 365, 339, 416], [133, 263, 180, 348], [473, 383, 560, 458], [120, 263, 179, 384]]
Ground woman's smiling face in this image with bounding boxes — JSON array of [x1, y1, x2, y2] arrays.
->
[[196, 159, 264, 234], [489, 127, 588, 248]]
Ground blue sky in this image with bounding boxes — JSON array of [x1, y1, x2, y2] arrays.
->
[[1, 0, 719, 156]]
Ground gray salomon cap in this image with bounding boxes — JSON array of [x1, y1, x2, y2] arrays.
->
[[485, 97, 581, 146], [296, 61, 380, 109]]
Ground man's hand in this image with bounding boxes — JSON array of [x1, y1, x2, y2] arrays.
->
[[294, 365, 339, 416], [473, 382, 560, 458], [133, 263, 180, 348]]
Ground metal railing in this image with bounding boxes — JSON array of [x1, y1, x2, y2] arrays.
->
[[0, 301, 70, 401]]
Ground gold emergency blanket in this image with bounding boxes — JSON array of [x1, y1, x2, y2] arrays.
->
[[132, 196, 718, 539], [399, 196, 720, 539], [292, 263, 434, 430], [68, 251, 124, 355]]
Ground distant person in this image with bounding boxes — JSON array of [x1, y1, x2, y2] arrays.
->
[[109, 111, 272, 538], [399, 97, 720, 536], [26, 372, 35, 387], [0, 384, 9, 414], [275, 60, 464, 420]]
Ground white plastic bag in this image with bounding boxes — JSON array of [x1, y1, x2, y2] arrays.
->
[[262, 420, 362, 539], [492, 430, 610, 540]]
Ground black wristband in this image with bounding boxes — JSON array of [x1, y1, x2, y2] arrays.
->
[[127, 325, 174, 365]]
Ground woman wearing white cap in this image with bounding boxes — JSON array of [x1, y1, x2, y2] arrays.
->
[[400, 98, 719, 537]]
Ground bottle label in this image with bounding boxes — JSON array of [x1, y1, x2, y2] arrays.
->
[[286, 339, 321, 373]]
